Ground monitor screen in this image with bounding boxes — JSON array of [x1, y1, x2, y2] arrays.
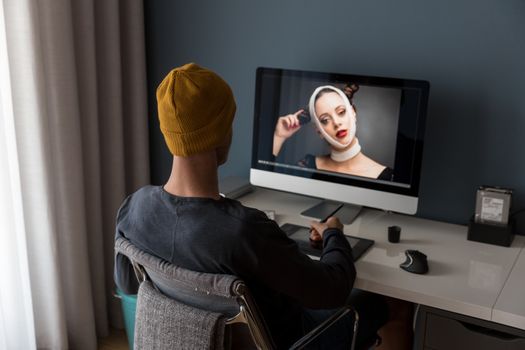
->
[[250, 67, 429, 215]]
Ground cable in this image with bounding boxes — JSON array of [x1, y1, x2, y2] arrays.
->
[[510, 208, 525, 219]]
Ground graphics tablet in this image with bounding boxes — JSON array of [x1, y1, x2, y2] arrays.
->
[[281, 223, 374, 262]]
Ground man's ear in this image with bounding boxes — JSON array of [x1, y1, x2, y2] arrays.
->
[[216, 129, 233, 166]]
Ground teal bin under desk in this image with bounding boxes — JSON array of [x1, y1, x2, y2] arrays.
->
[[115, 289, 137, 349]]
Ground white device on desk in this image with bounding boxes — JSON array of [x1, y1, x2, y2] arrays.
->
[[250, 67, 429, 223]]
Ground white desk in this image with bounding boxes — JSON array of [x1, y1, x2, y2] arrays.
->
[[493, 247, 525, 329], [239, 187, 525, 329]]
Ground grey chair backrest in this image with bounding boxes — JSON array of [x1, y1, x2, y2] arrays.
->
[[135, 279, 227, 349], [115, 236, 275, 350]]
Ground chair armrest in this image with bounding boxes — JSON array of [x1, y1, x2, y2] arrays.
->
[[289, 305, 358, 350]]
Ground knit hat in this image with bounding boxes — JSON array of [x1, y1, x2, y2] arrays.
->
[[156, 63, 236, 156]]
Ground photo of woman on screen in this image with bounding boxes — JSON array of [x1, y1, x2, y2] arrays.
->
[[272, 84, 394, 180]]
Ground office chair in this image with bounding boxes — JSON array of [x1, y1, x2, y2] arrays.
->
[[115, 236, 361, 350]]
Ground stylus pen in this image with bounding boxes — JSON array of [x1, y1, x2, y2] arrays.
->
[[320, 203, 344, 223], [309, 203, 344, 234]]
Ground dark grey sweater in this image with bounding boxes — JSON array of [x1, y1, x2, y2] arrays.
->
[[114, 185, 356, 348]]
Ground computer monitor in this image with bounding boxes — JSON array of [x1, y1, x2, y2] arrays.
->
[[250, 67, 429, 222]]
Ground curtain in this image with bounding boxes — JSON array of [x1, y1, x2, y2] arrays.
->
[[0, 0, 149, 348]]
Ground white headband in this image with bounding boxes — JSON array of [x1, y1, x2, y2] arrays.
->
[[308, 85, 361, 162], [308, 85, 356, 149]]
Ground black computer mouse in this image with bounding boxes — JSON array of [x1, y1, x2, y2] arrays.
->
[[400, 250, 428, 274]]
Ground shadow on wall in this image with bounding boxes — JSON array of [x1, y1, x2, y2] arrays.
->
[[418, 86, 524, 235]]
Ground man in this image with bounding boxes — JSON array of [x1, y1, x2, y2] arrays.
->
[[114, 63, 387, 349]]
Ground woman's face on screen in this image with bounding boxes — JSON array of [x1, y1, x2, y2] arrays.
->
[[314, 92, 353, 144]]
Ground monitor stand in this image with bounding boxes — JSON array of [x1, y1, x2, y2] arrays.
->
[[301, 200, 362, 225]]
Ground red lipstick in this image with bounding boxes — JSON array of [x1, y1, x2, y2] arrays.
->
[[336, 130, 348, 138]]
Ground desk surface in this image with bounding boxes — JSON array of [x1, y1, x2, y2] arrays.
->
[[239, 187, 525, 329], [493, 247, 525, 329]]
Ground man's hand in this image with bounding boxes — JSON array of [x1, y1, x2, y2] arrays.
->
[[309, 216, 344, 242]]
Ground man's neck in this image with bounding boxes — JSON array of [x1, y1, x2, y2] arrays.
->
[[163, 153, 221, 200]]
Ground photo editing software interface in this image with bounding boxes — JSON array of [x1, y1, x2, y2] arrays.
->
[[251, 67, 430, 202]]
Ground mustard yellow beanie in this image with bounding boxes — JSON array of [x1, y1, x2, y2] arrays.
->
[[156, 63, 236, 156]]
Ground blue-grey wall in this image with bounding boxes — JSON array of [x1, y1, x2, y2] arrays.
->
[[144, 0, 525, 230]]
